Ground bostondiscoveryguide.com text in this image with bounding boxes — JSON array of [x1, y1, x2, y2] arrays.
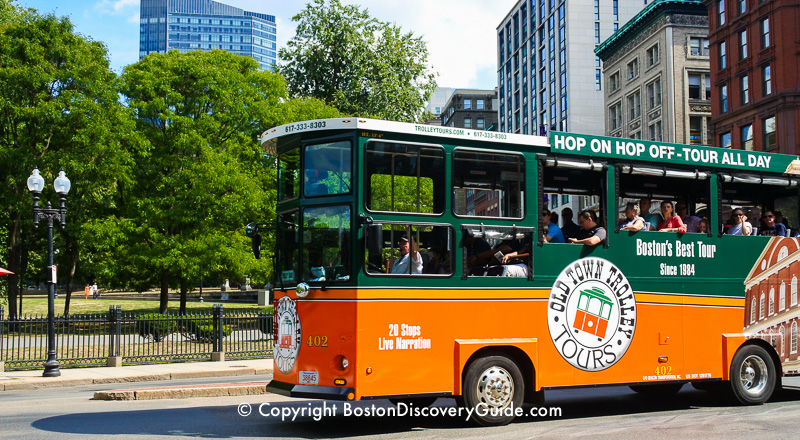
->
[[237, 401, 563, 422]]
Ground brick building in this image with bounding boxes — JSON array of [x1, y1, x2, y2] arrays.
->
[[743, 237, 800, 374], [703, 0, 800, 153], [441, 89, 499, 131]]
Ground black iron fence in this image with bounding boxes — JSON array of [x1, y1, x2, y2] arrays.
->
[[0, 305, 273, 370]]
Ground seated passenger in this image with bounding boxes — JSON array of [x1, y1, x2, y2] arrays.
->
[[698, 218, 709, 234], [561, 207, 582, 239], [465, 234, 493, 272], [619, 202, 645, 231], [388, 235, 423, 274], [725, 208, 752, 235], [639, 198, 663, 231], [657, 200, 687, 233], [429, 246, 451, 274], [542, 210, 565, 243], [493, 239, 531, 277], [758, 211, 786, 237], [676, 202, 701, 232], [568, 210, 606, 246]]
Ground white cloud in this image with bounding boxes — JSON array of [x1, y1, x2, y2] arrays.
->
[[95, 0, 139, 15], [227, 0, 509, 89]]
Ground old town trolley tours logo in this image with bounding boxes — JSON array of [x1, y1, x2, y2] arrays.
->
[[275, 296, 302, 374], [547, 257, 636, 371]]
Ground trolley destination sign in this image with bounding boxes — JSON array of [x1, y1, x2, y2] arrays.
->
[[550, 131, 799, 174]]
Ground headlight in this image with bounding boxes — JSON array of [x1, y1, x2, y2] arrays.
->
[[296, 282, 310, 298]]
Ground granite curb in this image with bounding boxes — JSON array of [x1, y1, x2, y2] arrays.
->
[[0, 361, 272, 392], [93, 381, 271, 400]]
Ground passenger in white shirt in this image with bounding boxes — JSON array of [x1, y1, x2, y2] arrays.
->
[[389, 236, 423, 274]]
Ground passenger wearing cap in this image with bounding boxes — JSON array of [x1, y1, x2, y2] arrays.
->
[[388, 235, 423, 274]]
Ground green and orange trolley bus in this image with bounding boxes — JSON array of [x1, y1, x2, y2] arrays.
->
[[257, 118, 800, 425]]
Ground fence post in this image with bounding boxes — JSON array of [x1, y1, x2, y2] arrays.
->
[[107, 306, 123, 367], [211, 304, 225, 362]]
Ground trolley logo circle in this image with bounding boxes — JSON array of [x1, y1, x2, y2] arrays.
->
[[547, 257, 636, 371], [275, 296, 302, 374]]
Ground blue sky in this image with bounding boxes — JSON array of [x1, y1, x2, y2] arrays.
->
[[15, 0, 509, 90]]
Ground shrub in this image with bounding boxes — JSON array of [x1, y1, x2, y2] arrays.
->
[[136, 313, 178, 342]]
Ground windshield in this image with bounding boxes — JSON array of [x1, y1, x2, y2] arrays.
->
[[302, 205, 351, 282], [304, 141, 352, 197], [277, 211, 299, 284], [278, 149, 300, 202]]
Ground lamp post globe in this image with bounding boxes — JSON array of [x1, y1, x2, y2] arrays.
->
[[54, 170, 71, 195], [27, 167, 45, 193]]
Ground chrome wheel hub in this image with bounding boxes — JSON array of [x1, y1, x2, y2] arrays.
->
[[476, 366, 514, 408], [739, 355, 768, 396]]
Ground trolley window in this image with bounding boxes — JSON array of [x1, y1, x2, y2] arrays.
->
[[278, 148, 300, 202], [453, 149, 525, 219], [304, 141, 352, 197], [365, 141, 445, 214], [364, 223, 454, 276]]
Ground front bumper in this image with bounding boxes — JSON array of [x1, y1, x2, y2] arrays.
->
[[267, 380, 355, 400]]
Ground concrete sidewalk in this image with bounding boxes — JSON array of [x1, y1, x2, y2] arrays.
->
[[0, 359, 272, 392]]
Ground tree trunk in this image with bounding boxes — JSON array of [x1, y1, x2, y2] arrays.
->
[[159, 268, 169, 313], [179, 277, 188, 314], [63, 235, 79, 316], [6, 214, 21, 320]]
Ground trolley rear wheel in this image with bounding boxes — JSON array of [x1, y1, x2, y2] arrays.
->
[[730, 344, 776, 405], [461, 354, 524, 426]]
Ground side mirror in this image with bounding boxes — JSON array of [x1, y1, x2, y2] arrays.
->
[[251, 233, 262, 259]]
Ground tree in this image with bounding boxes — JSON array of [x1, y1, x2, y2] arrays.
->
[[111, 50, 310, 313], [279, 0, 437, 123], [0, 0, 135, 317]]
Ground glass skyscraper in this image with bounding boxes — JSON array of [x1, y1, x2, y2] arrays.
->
[[139, 0, 277, 70]]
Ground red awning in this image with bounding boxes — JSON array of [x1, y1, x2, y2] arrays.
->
[[0, 267, 13, 275]]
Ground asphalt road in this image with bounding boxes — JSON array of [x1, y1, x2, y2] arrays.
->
[[2, 379, 800, 439]]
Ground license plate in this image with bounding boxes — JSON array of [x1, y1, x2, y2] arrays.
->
[[298, 371, 319, 385]]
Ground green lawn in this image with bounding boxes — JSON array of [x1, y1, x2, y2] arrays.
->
[[11, 293, 270, 316]]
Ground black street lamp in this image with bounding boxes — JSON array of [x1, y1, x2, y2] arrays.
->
[[27, 167, 70, 377]]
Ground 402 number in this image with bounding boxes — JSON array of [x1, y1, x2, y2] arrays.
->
[[655, 365, 672, 375], [306, 335, 328, 347]]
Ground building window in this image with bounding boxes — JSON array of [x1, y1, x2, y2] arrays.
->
[[596, 69, 602, 91], [689, 74, 703, 99], [610, 102, 622, 131], [720, 132, 731, 148], [740, 75, 749, 105], [464, 118, 472, 129], [464, 99, 472, 110], [780, 282, 786, 311], [793, 322, 798, 354], [690, 37, 709, 56], [476, 118, 485, 129], [741, 124, 753, 150], [646, 45, 659, 67], [763, 116, 776, 150], [647, 79, 662, 110], [762, 65, 772, 96], [718, 0, 726, 26], [610, 72, 620, 92], [476, 99, 485, 110], [737, 0, 746, 14], [760, 18, 770, 49], [626, 59, 639, 80], [719, 84, 728, 113], [769, 287, 775, 315], [689, 117, 704, 145], [649, 121, 662, 141], [594, 22, 600, 44], [718, 41, 727, 69], [759, 292, 765, 319], [628, 92, 641, 120], [738, 30, 748, 60]]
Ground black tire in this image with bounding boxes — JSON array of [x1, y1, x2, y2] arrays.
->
[[629, 382, 683, 395], [730, 344, 776, 405], [462, 354, 524, 426], [388, 397, 438, 408]]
